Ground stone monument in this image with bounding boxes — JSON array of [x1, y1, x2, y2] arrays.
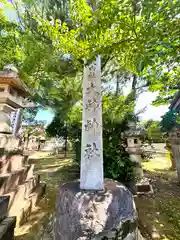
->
[[0, 64, 29, 136], [55, 57, 138, 239], [0, 65, 46, 237], [125, 121, 153, 195], [80, 56, 103, 190]]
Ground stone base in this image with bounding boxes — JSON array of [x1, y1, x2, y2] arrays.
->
[[55, 179, 138, 240], [0, 196, 9, 222], [0, 151, 46, 228], [0, 217, 16, 240], [136, 178, 153, 195]]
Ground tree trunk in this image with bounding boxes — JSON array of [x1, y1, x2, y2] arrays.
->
[[116, 75, 120, 96], [64, 135, 68, 158]]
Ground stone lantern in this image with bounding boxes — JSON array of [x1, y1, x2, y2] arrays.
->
[[125, 121, 144, 179], [0, 64, 30, 136], [0, 65, 45, 239], [125, 121, 153, 195]]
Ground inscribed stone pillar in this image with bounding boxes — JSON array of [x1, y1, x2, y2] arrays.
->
[[11, 109, 22, 136], [80, 56, 104, 190]]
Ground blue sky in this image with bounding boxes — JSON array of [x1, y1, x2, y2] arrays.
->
[[35, 109, 55, 124], [3, 4, 169, 123]]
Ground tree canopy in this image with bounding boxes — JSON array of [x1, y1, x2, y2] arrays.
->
[[1, 0, 180, 110]]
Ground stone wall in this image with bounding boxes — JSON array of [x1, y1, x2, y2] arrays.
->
[[0, 148, 46, 228], [0, 134, 19, 151]]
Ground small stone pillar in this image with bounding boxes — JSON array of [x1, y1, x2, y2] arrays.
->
[[125, 121, 153, 195], [169, 127, 180, 182]]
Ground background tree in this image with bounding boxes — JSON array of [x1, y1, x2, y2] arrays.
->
[[141, 120, 164, 143]]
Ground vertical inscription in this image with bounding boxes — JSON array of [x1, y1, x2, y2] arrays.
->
[[80, 56, 104, 190]]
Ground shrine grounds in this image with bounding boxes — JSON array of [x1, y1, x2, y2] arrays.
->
[[15, 146, 180, 240]]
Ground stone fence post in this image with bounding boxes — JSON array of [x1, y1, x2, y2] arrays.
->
[[169, 127, 180, 182]]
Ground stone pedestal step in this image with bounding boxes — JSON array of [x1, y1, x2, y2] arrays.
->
[[29, 183, 46, 207], [0, 154, 29, 174], [7, 183, 46, 227], [0, 196, 9, 222], [0, 166, 36, 195], [0, 217, 16, 240], [3, 175, 40, 211]]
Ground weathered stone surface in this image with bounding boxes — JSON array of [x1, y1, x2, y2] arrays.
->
[[4, 181, 45, 227], [0, 169, 26, 194], [55, 179, 138, 240], [30, 182, 46, 207], [136, 178, 153, 195], [0, 133, 18, 151], [0, 196, 9, 222], [0, 217, 16, 240], [80, 56, 104, 190], [5, 175, 40, 209], [0, 154, 24, 174], [0, 113, 12, 134]]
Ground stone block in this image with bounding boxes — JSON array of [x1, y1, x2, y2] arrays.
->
[[18, 199, 32, 227], [4, 175, 40, 213], [0, 154, 24, 174], [0, 217, 16, 240], [0, 168, 25, 194], [0, 133, 18, 151], [26, 164, 35, 180], [55, 179, 138, 240], [136, 178, 153, 195], [30, 183, 46, 207], [0, 196, 9, 222], [2, 181, 44, 228]]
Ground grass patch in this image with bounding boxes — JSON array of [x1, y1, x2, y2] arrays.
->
[[137, 154, 180, 240]]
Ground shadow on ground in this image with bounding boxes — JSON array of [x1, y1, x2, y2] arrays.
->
[[15, 153, 79, 240]]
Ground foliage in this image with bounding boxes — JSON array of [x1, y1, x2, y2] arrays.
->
[[0, 0, 81, 109], [161, 109, 180, 132], [22, 107, 39, 124], [29, 0, 180, 106], [0, 2, 23, 68], [141, 120, 164, 143], [148, 122, 163, 143], [1, 0, 179, 108], [23, 123, 45, 138], [103, 115, 137, 183]]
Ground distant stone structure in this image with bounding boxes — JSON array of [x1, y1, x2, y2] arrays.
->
[[169, 91, 180, 181], [0, 64, 30, 136], [125, 121, 153, 195], [0, 65, 45, 239]]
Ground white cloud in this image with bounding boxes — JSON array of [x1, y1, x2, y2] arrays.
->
[[135, 92, 168, 121]]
